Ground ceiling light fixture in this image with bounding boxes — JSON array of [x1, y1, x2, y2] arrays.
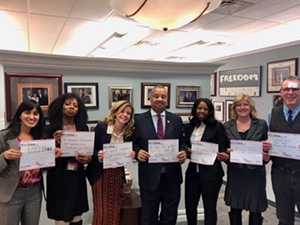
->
[[110, 0, 222, 31]]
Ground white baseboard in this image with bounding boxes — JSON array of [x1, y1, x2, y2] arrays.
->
[[177, 209, 204, 222]]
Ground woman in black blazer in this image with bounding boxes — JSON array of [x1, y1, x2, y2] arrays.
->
[[223, 93, 269, 225], [85, 100, 135, 225], [184, 98, 229, 225]]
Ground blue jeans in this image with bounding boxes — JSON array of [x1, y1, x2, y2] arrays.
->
[[271, 166, 300, 225]]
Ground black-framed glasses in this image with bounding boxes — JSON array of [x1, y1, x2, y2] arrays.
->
[[281, 87, 300, 93]]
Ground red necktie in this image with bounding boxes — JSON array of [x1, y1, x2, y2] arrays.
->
[[157, 114, 164, 139]]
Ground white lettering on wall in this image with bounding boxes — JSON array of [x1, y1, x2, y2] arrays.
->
[[220, 74, 258, 83]]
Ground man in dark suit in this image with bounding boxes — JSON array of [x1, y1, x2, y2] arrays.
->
[[133, 85, 187, 225], [82, 88, 91, 104], [23, 89, 32, 101]]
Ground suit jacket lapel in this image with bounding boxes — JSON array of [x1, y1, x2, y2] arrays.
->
[[145, 111, 158, 139], [246, 119, 258, 140], [165, 111, 173, 139], [7, 138, 20, 168], [229, 120, 241, 139]]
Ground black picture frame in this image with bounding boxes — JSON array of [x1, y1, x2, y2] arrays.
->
[[64, 82, 99, 109], [141, 82, 170, 108]]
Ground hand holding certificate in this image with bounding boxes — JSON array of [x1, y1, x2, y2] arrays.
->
[[60, 131, 95, 157], [191, 141, 218, 165], [148, 139, 179, 163], [268, 132, 300, 160], [103, 142, 133, 169], [20, 139, 56, 171], [230, 140, 263, 165]]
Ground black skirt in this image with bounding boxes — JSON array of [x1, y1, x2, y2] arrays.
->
[[46, 157, 89, 222], [224, 164, 267, 213]]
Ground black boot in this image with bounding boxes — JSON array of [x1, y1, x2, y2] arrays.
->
[[249, 213, 263, 225], [229, 211, 242, 225], [70, 220, 83, 225]]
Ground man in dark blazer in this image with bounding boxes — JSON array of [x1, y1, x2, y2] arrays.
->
[[133, 85, 187, 225]]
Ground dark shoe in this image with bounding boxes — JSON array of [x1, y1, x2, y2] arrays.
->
[[229, 212, 242, 225], [70, 220, 83, 225]]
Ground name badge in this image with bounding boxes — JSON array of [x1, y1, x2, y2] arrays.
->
[[67, 162, 78, 171]]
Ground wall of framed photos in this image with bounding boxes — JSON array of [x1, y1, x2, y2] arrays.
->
[[0, 51, 220, 126], [1, 42, 300, 223], [0, 51, 220, 224]]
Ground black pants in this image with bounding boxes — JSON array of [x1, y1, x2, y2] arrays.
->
[[185, 173, 222, 225], [140, 174, 180, 225]]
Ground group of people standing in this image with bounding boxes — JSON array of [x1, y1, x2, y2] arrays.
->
[[0, 76, 299, 225]]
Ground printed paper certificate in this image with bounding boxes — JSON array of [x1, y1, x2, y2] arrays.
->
[[268, 132, 300, 160], [191, 141, 218, 165], [230, 140, 262, 165], [103, 142, 133, 169], [20, 139, 55, 171], [60, 131, 95, 157], [148, 139, 179, 163]]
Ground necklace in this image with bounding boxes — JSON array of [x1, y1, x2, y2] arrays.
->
[[63, 124, 76, 131], [237, 119, 251, 132]]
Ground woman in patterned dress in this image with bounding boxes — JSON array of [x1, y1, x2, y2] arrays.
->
[[86, 100, 135, 225]]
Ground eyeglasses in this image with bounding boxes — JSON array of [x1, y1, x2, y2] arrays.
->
[[281, 88, 300, 93]]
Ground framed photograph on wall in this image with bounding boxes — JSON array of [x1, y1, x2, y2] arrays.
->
[[176, 86, 201, 108], [273, 95, 283, 108], [87, 120, 98, 131], [226, 100, 234, 121], [64, 83, 99, 109], [219, 66, 261, 97], [267, 58, 298, 93], [211, 72, 217, 96], [213, 101, 224, 122], [176, 113, 191, 124], [141, 82, 170, 108], [108, 86, 133, 108], [5, 72, 62, 121]]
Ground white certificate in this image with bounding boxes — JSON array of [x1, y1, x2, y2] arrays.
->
[[191, 141, 218, 165], [268, 132, 300, 160], [148, 139, 179, 163], [103, 142, 133, 169], [19, 139, 55, 171], [60, 131, 95, 157], [230, 140, 262, 165]]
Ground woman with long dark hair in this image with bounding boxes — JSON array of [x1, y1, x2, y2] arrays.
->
[[0, 100, 61, 225], [46, 93, 91, 225], [184, 98, 229, 225]]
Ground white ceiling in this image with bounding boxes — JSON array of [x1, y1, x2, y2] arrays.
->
[[1, 0, 300, 63]]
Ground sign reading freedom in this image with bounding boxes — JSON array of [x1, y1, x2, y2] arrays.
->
[[219, 66, 261, 96]]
